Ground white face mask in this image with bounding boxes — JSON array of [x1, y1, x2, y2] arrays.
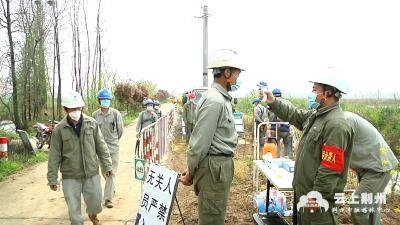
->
[[154, 106, 160, 110], [146, 106, 153, 111], [68, 110, 81, 121]]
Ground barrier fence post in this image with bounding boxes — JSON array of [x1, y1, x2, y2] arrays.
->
[[0, 137, 8, 162]]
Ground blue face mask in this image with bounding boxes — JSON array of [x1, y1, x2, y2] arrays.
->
[[230, 79, 241, 92], [101, 99, 111, 108], [308, 92, 321, 109]]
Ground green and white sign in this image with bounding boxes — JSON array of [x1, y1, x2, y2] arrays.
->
[[135, 159, 146, 181]]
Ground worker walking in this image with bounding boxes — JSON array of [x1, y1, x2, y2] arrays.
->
[[180, 49, 244, 225], [92, 88, 124, 208], [344, 112, 398, 225], [136, 99, 158, 137], [153, 100, 162, 118], [183, 92, 197, 143], [47, 90, 112, 225], [261, 69, 354, 225]]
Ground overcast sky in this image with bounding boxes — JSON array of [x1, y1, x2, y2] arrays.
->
[[4, 0, 396, 98]]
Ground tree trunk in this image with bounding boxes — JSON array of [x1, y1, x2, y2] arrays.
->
[[96, 0, 101, 91], [53, 1, 62, 120], [4, 0, 22, 129], [83, 0, 90, 110], [52, 25, 56, 121]]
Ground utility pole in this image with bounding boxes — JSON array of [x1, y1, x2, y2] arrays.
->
[[202, 6, 209, 87]]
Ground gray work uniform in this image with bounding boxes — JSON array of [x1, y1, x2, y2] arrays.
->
[[254, 104, 267, 148], [187, 82, 237, 225], [183, 101, 196, 142], [345, 112, 398, 225], [136, 111, 158, 134], [92, 107, 124, 202], [48, 114, 112, 225]]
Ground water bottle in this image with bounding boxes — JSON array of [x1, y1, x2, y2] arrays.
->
[[263, 152, 273, 169], [257, 81, 268, 102]]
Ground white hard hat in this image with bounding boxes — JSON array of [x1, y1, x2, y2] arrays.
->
[[309, 67, 348, 94], [208, 49, 245, 71], [62, 90, 85, 108]]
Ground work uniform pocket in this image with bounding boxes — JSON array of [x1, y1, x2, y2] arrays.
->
[[84, 129, 98, 169], [201, 191, 225, 215], [209, 164, 222, 184], [84, 129, 96, 150], [60, 132, 74, 154], [208, 157, 226, 184]]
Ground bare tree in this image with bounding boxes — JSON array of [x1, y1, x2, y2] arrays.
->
[[50, 0, 62, 120], [82, 0, 90, 105], [69, 0, 83, 93], [17, 0, 36, 126], [89, 0, 102, 111], [44, 0, 62, 120], [15, 0, 49, 125], [1, 0, 22, 129], [96, 0, 101, 91]]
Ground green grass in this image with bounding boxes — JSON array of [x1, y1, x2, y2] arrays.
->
[[0, 130, 20, 141], [0, 151, 48, 181]]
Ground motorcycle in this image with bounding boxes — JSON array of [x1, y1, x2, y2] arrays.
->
[[32, 121, 58, 149]]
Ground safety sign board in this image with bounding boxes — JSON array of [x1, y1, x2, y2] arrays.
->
[[135, 164, 179, 225]]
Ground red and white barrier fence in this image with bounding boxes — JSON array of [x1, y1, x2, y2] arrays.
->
[[136, 106, 175, 173]]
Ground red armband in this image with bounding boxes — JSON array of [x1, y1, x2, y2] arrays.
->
[[320, 144, 345, 172]]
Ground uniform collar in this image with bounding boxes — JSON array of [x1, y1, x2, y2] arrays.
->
[[316, 102, 340, 116], [211, 82, 232, 101], [100, 108, 111, 115]]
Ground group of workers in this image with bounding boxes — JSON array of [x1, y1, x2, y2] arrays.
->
[[136, 98, 162, 136], [45, 48, 398, 225], [47, 88, 164, 225], [179, 49, 398, 225]]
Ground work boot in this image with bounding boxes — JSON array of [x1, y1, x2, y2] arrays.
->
[[88, 214, 100, 225], [105, 199, 113, 208]]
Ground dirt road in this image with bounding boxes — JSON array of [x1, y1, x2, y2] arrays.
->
[[0, 121, 142, 225]]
